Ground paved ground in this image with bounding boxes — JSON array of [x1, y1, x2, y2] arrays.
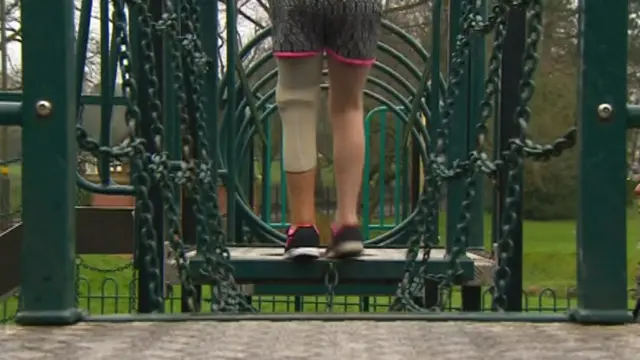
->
[[1, 321, 640, 359]]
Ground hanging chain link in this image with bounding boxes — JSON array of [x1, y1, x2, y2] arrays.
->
[[324, 262, 339, 312], [177, 0, 255, 312], [491, 0, 541, 311], [76, 256, 134, 273], [112, 0, 164, 312], [392, 0, 577, 312], [392, 0, 479, 312]]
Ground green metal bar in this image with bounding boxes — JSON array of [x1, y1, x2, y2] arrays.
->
[[107, 18, 119, 102], [466, 0, 485, 250], [378, 112, 386, 225], [201, 0, 219, 176], [16, 0, 82, 325], [498, 5, 525, 312], [0, 101, 22, 126], [235, 61, 268, 148], [627, 104, 640, 128], [163, 0, 179, 214], [74, 0, 92, 107], [460, 0, 486, 312], [225, 0, 238, 241], [424, 0, 442, 239], [445, 0, 469, 253], [128, 0, 142, 275], [570, 0, 631, 324], [99, 0, 112, 185], [279, 135, 287, 226], [0, 92, 128, 105], [362, 110, 373, 240], [261, 120, 272, 222], [195, 0, 219, 254], [401, 119, 410, 219], [393, 114, 402, 225]]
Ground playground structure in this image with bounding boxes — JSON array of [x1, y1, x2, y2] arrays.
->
[[0, 0, 638, 352]]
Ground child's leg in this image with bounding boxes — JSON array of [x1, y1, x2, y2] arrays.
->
[[327, 58, 369, 228], [275, 56, 323, 226], [268, 0, 325, 259], [323, 0, 382, 258]]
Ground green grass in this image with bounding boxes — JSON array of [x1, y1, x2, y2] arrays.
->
[[2, 211, 639, 320], [6, 162, 21, 179], [0, 163, 21, 215]]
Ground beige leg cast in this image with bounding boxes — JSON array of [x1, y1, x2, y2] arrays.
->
[[275, 55, 323, 173]]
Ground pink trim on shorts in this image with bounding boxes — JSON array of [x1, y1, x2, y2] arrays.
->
[[274, 51, 322, 58], [325, 49, 376, 66]]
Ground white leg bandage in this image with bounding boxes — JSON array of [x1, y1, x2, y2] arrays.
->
[[275, 56, 323, 173]]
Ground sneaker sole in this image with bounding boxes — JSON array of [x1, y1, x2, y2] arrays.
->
[[324, 241, 364, 259], [284, 247, 320, 260]]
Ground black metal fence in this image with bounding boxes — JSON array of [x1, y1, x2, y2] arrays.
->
[[2, 278, 638, 323]]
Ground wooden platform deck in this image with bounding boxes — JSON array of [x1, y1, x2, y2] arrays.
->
[[165, 247, 495, 289], [1, 321, 638, 359]]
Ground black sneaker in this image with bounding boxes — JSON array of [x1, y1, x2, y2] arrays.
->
[[284, 225, 321, 260], [324, 225, 365, 259]]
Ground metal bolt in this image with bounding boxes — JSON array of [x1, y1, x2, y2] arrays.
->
[[597, 103, 613, 121], [35, 100, 52, 117]]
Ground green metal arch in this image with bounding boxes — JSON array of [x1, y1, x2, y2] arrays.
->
[[230, 89, 424, 245], [215, 20, 444, 246]]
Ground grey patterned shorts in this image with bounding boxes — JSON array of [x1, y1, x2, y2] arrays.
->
[[268, 0, 383, 64]]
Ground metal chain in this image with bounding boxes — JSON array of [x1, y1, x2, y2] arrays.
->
[[392, 0, 478, 312], [491, 0, 542, 311], [76, 256, 134, 273], [146, 0, 202, 313], [113, 0, 163, 311], [474, 1, 508, 177], [324, 262, 339, 312], [177, 0, 255, 312], [392, 0, 575, 313], [76, 124, 137, 161]]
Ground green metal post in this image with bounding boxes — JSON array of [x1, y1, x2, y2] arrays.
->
[[279, 131, 287, 227], [570, 0, 631, 324], [466, 0, 485, 252], [16, 0, 82, 325], [445, 0, 469, 252], [226, 0, 238, 241], [461, 0, 486, 312], [427, 0, 442, 237], [377, 111, 387, 230], [422, 0, 444, 302], [183, 0, 217, 306], [99, 0, 113, 185], [262, 117, 272, 224], [497, 5, 525, 312], [135, 0, 165, 314], [74, 0, 92, 107], [182, 0, 198, 252], [362, 110, 373, 240], [393, 115, 402, 225]]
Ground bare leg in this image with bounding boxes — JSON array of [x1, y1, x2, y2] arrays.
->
[[327, 57, 369, 228]]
